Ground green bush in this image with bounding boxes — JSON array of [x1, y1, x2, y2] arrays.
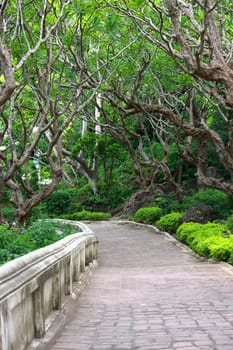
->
[[61, 209, 111, 221], [133, 206, 162, 224], [154, 194, 180, 214], [0, 223, 43, 264], [22, 221, 64, 249], [226, 214, 233, 231], [181, 189, 233, 219], [154, 189, 233, 220], [208, 236, 233, 261], [44, 189, 72, 216], [176, 221, 233, 262], [0, 220, 77, 265], [176, 222, 203, 243], [1, 206, 16, 222], [156, 212, 183, 234], [189, 231, 233, 261], [228, 247, 233, 265]]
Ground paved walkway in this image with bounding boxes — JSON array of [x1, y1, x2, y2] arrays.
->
[[41, 221, 233, 350]]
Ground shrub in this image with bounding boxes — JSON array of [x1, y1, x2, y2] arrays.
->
[[1, 206, 16, 222], [0, 224, 16, 249], [176, 221, 233, 262], [176, 222, 203, 243], [181, 189, 233, 219], [133, 206, 162, 224], [226, 214, 233, 232], [189, 232, 233, 261], [61, 210, 111, 221], [86, 181, 136, 210], [44, 189, 72, 216], [156, 212, 183, 234], [228, 248, 233, 265], [208, 236, 233, 261], [0, 220, 77, 265], [154, 194, 179, 213], [22, 221, 62, 249], [180, 205, 213, 224]]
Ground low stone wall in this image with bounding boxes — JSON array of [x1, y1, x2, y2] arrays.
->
[[0, 220, 98, 350]]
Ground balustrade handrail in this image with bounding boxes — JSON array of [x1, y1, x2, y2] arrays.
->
[[0, 219, 98, 350]]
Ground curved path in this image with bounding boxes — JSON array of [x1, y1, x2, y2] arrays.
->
[[41, 221, 233, 350]]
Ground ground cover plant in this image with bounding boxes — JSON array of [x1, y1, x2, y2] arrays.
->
[[0, 221, 77, 265]]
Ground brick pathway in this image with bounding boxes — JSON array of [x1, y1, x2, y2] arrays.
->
[[40, 221, 233, 350]]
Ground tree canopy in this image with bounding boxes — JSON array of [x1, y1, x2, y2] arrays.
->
[[1, 0, 233, 224]]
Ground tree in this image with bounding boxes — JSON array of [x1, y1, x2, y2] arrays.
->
[[103, 0, 233, 198], [0, 0, 101, 224], [61, 3, 143, 195], [80, 33, 185, 200]]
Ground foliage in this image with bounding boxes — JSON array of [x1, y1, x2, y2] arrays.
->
[[171, 189, 233, 220], [180, 205, 213, 224], [176, 222, 204, 243], [154, 194, 181, 214], [0, 224, 33, 264], [133, 207, 162, 224], [176, 222, 233, 262], [85, 181, 136, 210], [1, 206, 16, 222], [44, 189, 72, 216], [226, 214, 233, 232], [207, 236, 233, 261], [1, 0, 233, 226], [60, 210, 111, 221], [0, 221, 76, 265], [187, 189, 233, 219], [156, 212, 183, 234], [21, 221, 70, 249]]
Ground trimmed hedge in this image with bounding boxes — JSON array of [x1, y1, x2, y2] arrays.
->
[[176, 222, 233, 262], [60, 209, 111, 221], [133, 206, 162, 224], [156, 212, 183, 234]]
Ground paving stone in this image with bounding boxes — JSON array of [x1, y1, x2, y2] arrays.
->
[[39, 222, 233, 350]]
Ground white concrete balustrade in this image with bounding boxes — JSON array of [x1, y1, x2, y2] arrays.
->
[[0, 220, 98, 350]]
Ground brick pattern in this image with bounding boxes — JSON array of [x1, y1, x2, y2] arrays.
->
[[41, 222, 233, 350]]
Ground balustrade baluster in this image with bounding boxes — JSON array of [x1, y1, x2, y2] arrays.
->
[[33, 287, 45, 338]]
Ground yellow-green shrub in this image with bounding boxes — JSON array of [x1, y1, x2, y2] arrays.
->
[[133, 207, 162, 224], [156, 212, 183, 234], [176, 222, 233, 262], [61, 210, 111, 221], [176, 222, 203, 243]]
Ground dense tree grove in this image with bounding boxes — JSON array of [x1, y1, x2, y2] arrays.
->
[[1, 0, 233, 224]]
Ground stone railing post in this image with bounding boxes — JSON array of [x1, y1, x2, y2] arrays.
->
[[85, 243, 90, 266], [64, 257, 72, 295], [73, 253, 80, 282], [0, 303, 9, 350], [80, 246, 86, 272], [33, 287, 45, 338], [52, 263, 61, 310]]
